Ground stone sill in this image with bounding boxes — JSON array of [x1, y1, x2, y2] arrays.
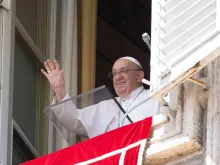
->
[[144, 136, 203, 165]]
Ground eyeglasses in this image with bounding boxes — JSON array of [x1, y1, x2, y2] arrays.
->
[[108, 69, 141, 80]]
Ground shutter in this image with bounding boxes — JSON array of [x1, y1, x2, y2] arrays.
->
[[151, 0, 220, 99]]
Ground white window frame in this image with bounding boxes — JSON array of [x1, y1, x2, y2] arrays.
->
[[0, 0, 16, 164]]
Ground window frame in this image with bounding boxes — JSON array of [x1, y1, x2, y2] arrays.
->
[[0, 0, 16, 164], [14, 16, 51, 156]]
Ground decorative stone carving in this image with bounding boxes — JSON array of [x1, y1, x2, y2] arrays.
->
[[144, 73, 208, 164]]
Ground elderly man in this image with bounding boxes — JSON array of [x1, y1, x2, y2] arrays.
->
[[41, 57, 159, 138]]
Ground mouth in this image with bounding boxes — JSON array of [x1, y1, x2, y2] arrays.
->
[[116, 82, 126, 86]]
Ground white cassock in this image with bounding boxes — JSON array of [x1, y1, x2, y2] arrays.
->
[[51, 86, 159, 138]]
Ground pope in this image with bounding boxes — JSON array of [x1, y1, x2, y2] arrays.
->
[[41, 56, 159, 138]]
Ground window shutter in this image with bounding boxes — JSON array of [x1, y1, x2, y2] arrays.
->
[[151, 0, 220, 98]]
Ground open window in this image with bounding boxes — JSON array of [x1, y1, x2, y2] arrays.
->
[[151, 0, 220, 99], [146, 0, 219, 163]]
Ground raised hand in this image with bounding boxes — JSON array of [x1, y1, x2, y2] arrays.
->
[[41, 60, 67, 102]]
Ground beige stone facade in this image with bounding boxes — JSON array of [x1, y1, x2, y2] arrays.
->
[[144, 57, 220, 164]]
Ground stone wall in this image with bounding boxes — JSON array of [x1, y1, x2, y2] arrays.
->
[[145, 56, 220, 164]]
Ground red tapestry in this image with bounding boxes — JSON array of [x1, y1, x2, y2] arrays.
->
[[21, 117, 152, 165]]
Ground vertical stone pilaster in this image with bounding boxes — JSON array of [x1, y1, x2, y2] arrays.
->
[[206, 57, 220, 164]]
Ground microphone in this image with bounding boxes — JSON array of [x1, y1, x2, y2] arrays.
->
[[142, 32, 170, 78], [141, 33, 153, 86], [142, 33, 151, 51]]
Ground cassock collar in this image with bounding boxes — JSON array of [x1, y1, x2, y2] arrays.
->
[[121, 86, 144, 100]]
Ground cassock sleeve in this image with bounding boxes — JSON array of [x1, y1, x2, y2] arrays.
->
[[51, 94, 87, 136]]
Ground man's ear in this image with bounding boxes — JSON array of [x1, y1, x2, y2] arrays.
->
[[137, 71, 144, 83]]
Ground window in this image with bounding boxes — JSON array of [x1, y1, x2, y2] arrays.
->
[[151, 0, 220, 99], [13, 40, 40, 147], [11, 18, 49, 164]]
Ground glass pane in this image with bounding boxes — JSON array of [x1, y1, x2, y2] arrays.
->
[[44, 86, 129, 145], [12, 147, 24, 165], [12, 127, 36, 165], [13, 41, 39, 147]]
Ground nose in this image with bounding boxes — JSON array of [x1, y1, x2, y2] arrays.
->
[[114, 73, 123, 80]]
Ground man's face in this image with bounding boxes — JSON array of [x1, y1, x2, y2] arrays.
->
[[112, 59, 144, 97]]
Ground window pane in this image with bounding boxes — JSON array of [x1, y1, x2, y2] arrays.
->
[[12, 147, 24, 165], [12, 127, 36, 165], [13, 41, 39, 147]]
